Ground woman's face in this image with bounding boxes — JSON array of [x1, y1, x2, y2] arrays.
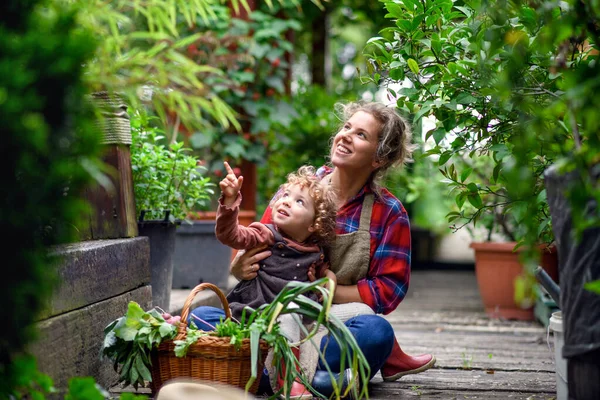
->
[[330, 111, 381, 172]]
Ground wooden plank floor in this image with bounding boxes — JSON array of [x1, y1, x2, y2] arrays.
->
[[367, 269, 558, 400]]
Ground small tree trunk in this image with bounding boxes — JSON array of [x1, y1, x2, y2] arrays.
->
[[311, 9, 330, 88]]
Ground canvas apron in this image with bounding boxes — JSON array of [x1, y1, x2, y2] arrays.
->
[[267, 195, 377, 386]]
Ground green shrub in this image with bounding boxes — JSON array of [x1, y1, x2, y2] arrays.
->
[[0, 0, 101, 396], [130, 111, 214, 222]]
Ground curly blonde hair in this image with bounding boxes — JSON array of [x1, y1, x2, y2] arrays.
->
[[274, 165, 337, 246]]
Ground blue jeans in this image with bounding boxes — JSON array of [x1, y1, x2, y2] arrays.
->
[[189, 306, 395, 391]]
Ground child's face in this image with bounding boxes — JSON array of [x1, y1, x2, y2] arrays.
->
[[272, 183, 316, 243]]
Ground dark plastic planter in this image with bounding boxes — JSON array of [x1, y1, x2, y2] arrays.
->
[[172, 220, 231, 289], [137, 211, 178, 310], [545, 164, 600, 398]]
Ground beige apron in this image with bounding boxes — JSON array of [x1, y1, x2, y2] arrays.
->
[[328, 194, 374, 284], [266, 195, 377, 387]]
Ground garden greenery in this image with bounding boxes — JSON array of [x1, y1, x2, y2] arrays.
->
[[66, 0, 323, 146], [66, 0, 245, 135], [183, 4, 303, 178], [0, 0, 107, 397], [130, 111, 214, 222], [366, 0, 600, 265]]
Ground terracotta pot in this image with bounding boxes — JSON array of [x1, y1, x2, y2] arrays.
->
[[470, 242, 558, 320]]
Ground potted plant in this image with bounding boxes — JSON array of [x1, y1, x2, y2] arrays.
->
[[446, 153, 557, 320], [101, 280, 370, 399], [131, 111, 215, 310]]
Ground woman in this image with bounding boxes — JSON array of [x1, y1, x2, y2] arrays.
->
[[232, 101, 435, 394]]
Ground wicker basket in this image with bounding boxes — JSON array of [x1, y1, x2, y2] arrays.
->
[[149, 283, 270, 394]]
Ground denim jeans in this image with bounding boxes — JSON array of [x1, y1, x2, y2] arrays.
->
[[189, 306, 395, 392]]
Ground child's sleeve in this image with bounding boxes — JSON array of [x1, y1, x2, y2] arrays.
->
[[216, 193, 273, 249]]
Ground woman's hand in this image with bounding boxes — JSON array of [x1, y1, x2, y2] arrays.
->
[[306, 264, 317, 282], [323, 269, 337, 290], [316, 269, 337, 302], [230, 245, 271, 281]]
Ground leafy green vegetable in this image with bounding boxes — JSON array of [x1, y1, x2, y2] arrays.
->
[[584, 280, 600, 295], [173, 327, 208, 357], [101, 302, 177, 389]]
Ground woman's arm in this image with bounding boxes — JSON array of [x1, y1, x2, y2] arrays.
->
[[332, 284, 362, 303]]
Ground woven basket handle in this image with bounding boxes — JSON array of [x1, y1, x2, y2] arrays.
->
[[176, 283, 232, 340]]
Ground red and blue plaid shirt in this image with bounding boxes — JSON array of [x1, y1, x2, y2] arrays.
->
[[261, 165, 411, 315]]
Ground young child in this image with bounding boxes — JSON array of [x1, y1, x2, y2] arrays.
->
[[215, 161, 337, 400]]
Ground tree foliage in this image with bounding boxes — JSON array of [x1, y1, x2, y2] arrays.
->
[[367, 0, 600, 262], [0, 0, 102, 396]]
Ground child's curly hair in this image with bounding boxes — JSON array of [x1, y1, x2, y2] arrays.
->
[[274, 166, 337, 246]]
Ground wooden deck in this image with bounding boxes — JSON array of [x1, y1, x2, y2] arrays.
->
[[368, 269, 557, 399], [111, 269, 558, 399]]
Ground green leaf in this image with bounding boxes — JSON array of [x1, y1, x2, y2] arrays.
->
[[467, 193, 483, 208], [115, 325, 139, 341], [65, 377, 106, 400], [135, 354, 153, 382], [492, 163, 502, 183], [407, 58, 420, 75], [386, 3, 404, 18], [455, 6, 473, 17], [537, 189, 547, 204], [460, 168, 473, 183], [537, 217, 551, 237], [366, 36, 385, 44], [456, 192, 467, 209], [438, 151, 452, 166], [413, 104, 432, 122], [584, 280, 600, 295], [447, 62, 458, 75], [159, 322, 176, 338], [431, 39, 442, 56], [455, 93, 477, 105], [390, 68, 405, 81], [433, 128, 446, 145]]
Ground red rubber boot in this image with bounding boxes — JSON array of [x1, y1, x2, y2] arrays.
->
[[277, 347, 313, 400], [381, 338, 436, 382]]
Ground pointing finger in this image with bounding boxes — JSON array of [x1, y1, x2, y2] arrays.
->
[[224, 161, 235, 176]]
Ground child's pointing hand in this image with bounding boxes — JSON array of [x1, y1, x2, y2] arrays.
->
[[220, 161, 243, 205]]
